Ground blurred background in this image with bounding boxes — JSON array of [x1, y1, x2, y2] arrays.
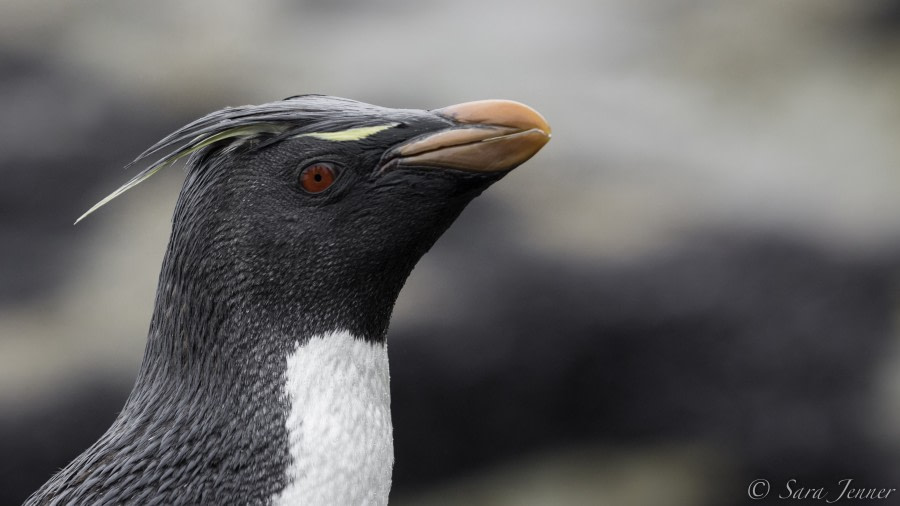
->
[[1, 1, 899, 504]]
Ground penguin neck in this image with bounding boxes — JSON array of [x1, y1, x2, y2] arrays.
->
[[119, 242, 399, 503], [138, 242, 399, 386]]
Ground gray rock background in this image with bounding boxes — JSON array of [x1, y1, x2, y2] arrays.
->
[[1, 1, 899, 504]]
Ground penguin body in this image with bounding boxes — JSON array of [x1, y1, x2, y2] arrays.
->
[[27, 96, 550, 505]]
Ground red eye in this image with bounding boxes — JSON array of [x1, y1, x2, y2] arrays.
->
[[299, 163, 337, 193]]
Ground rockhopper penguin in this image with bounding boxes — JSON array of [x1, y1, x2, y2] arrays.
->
[[26, 96, 550, 505]]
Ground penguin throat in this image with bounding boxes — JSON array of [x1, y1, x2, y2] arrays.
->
[[272, 330, 393, 505]]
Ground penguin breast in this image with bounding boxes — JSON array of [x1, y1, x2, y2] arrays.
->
[[272, 330, 393, 505]]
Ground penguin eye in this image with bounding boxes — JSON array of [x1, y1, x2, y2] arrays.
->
[[298, 163, 338, 193]]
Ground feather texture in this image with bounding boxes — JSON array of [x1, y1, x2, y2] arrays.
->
[[74, 96, 399, 224]]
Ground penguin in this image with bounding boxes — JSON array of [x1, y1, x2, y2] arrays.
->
[[26, 95, 550, 505]]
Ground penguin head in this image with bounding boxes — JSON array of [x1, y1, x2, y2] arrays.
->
[[84, 95, 550, 340]]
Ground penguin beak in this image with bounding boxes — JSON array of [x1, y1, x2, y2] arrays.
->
[[382, 100, 551, 173]]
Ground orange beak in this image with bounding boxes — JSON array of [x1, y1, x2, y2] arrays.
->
[[384, 100, 551, 173]]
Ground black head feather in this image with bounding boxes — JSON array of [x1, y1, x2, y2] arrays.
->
[[29, 95, 537, 505]]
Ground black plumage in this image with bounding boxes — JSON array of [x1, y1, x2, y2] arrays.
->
[[26, 95, 549, 505]]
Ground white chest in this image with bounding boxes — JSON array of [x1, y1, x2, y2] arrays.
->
[[272, 330, 393, 506]]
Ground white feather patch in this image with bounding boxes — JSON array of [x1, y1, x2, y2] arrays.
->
[[272, 330, 393, 506]]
